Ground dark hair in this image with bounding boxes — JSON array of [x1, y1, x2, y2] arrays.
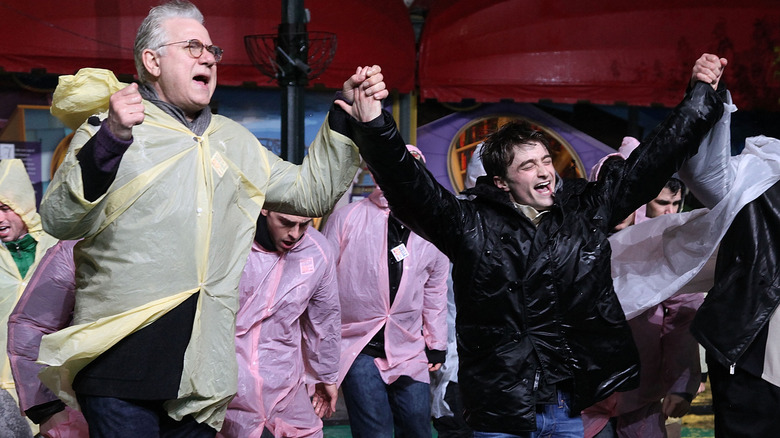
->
[[665, 177, 686, 196], [479, 121, 551, 180]]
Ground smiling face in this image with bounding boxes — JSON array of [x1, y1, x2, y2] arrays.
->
[[0, 203, 27, 242], [493, 142, 556, 210], [262, 210, 313, 252], [142, 17, 217, 120]]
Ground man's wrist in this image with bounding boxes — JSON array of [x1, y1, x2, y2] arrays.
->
[[334, 90, 353, 106]]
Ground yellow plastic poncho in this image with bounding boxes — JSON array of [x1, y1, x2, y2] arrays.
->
[[38, 68, 359, 429], [0, 159, 57, 393]]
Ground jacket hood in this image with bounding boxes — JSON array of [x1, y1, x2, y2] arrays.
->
[[0, 159, 42, 235], [588, 136, 640, 181], [368, 187, 390, 209], [51, 68, 126, 130]]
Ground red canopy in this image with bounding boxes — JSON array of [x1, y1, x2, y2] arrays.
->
[[0, 0, 416, 92], [418, 0, 780, 110]]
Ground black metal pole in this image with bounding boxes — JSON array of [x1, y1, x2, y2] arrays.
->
[[278, 0, 307, 164]]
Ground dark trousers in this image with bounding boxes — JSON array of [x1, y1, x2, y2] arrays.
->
[[78, 395, 216, 438], [432, 382, 473, 438], [708, 354, 780, 438]]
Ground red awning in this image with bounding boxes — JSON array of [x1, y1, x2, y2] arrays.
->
[[418, 0, 780, 110], [0, 0, 416, 92]]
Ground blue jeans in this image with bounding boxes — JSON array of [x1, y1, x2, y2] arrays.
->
[[472, 391, 583, 438], [77, 395, 216, 438], [341, 353, 432, 438]]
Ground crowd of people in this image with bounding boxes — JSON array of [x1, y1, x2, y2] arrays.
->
[[0, 1, 777, 438]]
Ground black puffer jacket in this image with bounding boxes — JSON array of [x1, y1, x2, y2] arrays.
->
[[350, 82, 723, 434]]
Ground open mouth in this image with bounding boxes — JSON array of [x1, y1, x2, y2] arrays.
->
[[193, 74, 210, 86], [534, 181, 552, 194]]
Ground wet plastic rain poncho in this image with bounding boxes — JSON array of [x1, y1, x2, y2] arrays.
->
[[322, 189, 449, 385], [219, 228, 340, 438], [7, 240, 89, 438], [0, 159, 57, 396], [36, 68, 360, 429], [610, 91, 780, 384], [608, 92, 780, 319]]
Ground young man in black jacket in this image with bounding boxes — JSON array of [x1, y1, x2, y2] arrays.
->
[[336, 54, 727, 437]]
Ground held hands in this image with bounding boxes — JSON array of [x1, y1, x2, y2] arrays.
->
[[691, 53, 728, 90], [312, 382, 339, 419], [107, 82, 145, 141], [336, 65, 388, 123]]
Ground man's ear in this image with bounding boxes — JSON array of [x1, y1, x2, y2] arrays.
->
[[142, 48, 161, 78], [493, 175, 509, 192]]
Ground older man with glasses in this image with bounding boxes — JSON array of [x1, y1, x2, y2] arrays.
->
[[36, 1, 386, 436]]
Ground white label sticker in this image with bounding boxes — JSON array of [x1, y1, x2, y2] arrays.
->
[[390, 243, 409, 262], [211, 152, 228, 178], [300, 257, 315, 275]]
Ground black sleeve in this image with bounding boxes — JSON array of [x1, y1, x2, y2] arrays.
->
[[346, 110, 469, 260], [25, 399, 66, 425], [606, 81, 725, 229], [425, 347, 447, 365], [75, 117, 132, 202]]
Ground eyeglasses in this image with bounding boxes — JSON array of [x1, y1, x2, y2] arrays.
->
[[158, 39, 223, 63]]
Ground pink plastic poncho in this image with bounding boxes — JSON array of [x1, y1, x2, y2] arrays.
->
[[323, 189, 449, 385], [7, 240, 88, 437], [219, 228, 340, 438]]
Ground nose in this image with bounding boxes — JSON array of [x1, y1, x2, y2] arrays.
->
[[200, 49, 217, 66], [289, 225, 303, 241]]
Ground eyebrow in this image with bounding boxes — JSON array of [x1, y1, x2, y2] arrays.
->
[[517, 154, 551, 168], [281, 219, 312, 226]]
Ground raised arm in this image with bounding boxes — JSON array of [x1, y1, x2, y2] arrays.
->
[[336, 65, 387, 122], [606, 55, 726, 226], [74, 83, 143, 201], [348, 112, 469, 258], [678, 54, 736, 208], [261, 65, 387, 217], [691, 53, 728, 90]]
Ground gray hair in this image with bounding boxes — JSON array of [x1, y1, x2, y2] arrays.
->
[[134, 1, 204, 83]]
